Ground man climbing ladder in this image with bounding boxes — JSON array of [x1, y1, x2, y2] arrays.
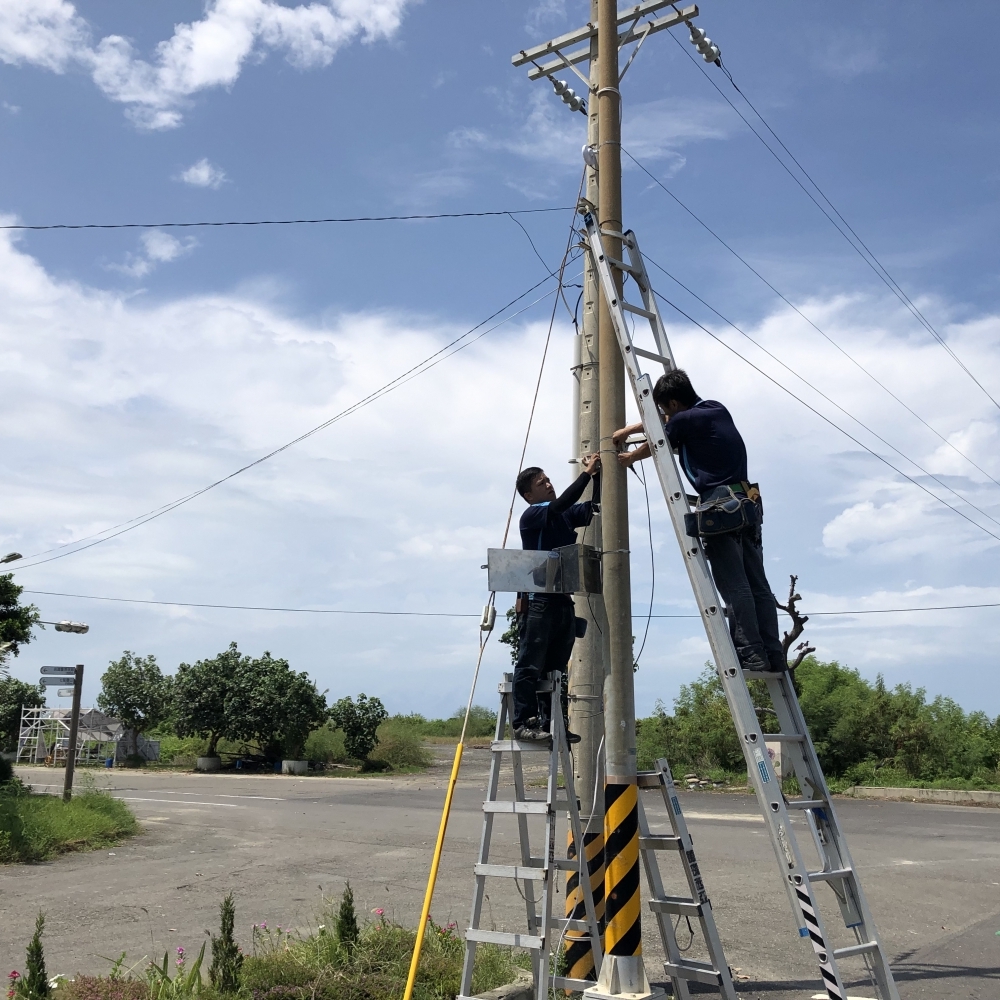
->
[[614, 370, 786, 673]]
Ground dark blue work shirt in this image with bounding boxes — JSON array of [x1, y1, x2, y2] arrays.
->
[[519, 472, 598, 551], [664, 398, 748, 495]]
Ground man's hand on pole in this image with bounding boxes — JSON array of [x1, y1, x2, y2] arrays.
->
[[582, 453, 601, 476]]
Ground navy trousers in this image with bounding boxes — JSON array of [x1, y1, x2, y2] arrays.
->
[[512, 594, 576, 729]]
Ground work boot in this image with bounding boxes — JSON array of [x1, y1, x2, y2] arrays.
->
[[514, 720, 551, 743], [564, 729, 582, 745], [739, 652, 770, 672]]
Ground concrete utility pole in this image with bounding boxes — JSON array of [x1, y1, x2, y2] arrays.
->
[[587, 1, 656, 997], [565, 0, 607, 983]]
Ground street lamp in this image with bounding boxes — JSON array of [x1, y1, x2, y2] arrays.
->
[[1, 552, 22, 564]]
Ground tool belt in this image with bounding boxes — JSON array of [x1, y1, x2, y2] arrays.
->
[[683, 481, 761, 538]]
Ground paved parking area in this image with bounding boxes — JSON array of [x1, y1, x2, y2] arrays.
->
[[2, 753, 999, 998]]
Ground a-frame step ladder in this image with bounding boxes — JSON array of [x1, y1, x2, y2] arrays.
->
[[583, 212, 900, 1000], [638, 759, 738, 999], [458, 672, 603, 1000]]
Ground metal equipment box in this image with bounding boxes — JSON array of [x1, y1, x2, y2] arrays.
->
[[486, 544, 602, 595]]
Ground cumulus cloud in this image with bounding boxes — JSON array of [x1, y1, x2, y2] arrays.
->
[[0, 0, 413, 129], [109, 230, 198, 278], [178, 158, 227, 189]]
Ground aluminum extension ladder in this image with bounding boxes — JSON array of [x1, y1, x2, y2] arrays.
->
[[458, 672, 603, 1000], [637, 758, 738, 999], [583, 211, 900, 1000]]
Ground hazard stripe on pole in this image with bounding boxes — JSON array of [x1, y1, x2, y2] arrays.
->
[[564, 829, 606, 979], [603, 781, 641, 956]]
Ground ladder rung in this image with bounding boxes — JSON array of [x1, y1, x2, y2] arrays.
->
[[631, 345, 671, 366], [808, 867, 854, 883], [465, 928, 543, 949], [636, 771, 662, 788], [552, 856, 585, 870], [474, 863, 545, 881], [622, 301, 657, 321], [833, 940, 879, 960], [483, 801, 550, 814], [490, 739, 550, 753], [761, 732, 806, 742], [662, 960, 722, 987], [785, 798, 827, 809], [639, 834, 682, 851], [649, 895, 703, 917], [549, 917, 593, 933], [607, 255, 641, 275]]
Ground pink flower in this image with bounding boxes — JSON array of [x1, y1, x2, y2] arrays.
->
[[374, 908, 384, 916], [7, 974, 18, 981], [260, 922, 267, 931], [176, 947, 185, 956]]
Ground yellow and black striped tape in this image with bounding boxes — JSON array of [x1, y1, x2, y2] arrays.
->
[[604, 781, 641, 956], [564, 829, 605, 980]]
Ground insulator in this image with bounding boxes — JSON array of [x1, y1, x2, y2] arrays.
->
[[689, 25, 707, 45], [560, 87, 578, 104], [703, 43, 720, 63], [567, 95, 585, 113], [551, 78, 569, 96]]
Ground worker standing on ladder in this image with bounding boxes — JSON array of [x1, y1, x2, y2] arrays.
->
[[512, 455, 602, 742], [614, 369, 786, 673]]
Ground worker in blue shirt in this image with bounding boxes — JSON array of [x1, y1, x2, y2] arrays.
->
[[512, 453, 601, 742], [614, 369, 785, 673]]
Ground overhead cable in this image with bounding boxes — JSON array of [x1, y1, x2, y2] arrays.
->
[[622, 146, 1000, 493], [641, 253, 1000, 533], [666, 29, 1000, 413], [642, 276, 1000, 545], [0, 207, 575, 231], [22, 589, 1000, 618], [12, 269, 576, 570]]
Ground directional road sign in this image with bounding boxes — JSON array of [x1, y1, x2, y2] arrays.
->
[[57, 688, 75, 697], [39, 676, 77, 686], [41, 666, 77, 675]]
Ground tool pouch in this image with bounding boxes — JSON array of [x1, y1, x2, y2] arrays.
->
[[685, 485, 761, 538], [574, 616, 588, 639], [515, 594, 529, 614]]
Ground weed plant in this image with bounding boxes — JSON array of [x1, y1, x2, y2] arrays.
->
[[0, 788, 139, 863]]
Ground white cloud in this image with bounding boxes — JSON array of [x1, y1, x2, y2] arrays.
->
[[109, 230, 197, 278], [178, 158, 227, 189], [0, 0, 413, 129], [813, 32, 881, 81], [2, 100, 20, 113]]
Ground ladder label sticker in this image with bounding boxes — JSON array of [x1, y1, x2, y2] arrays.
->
[[670, 795, 681, 816], [753, 747, 771, 784]]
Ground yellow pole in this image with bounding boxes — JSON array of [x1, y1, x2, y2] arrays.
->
[[403, 741, 464, 1000]]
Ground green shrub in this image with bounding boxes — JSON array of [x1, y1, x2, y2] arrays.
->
[[0, 789, 139, 863], [0, 754, 13, 784], [370, 720, 432, 770], [209, 893, 243, 993], [303, 725, 348, 765], [64, 978, 150, 1000], [335, 883, 359, 955], [17, 912, 49, 1000]]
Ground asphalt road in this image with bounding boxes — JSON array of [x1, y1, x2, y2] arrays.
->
[[3, 751, 999, 1000]]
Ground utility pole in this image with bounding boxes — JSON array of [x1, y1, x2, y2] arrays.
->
[[565, 0, 606, 983], [63, 663, 84, 802], [586, 1, 657, 997]]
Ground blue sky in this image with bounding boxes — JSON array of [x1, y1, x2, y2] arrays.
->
[[2, 1, 999, 717]]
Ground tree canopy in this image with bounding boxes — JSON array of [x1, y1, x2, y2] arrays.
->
[[98, 652, 173, 755], [0, 677, 45, 753], [0, 574, 41, 672], [329, 694, 388, 762]]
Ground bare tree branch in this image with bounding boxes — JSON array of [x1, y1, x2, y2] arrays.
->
[[775, 574, 815, 672]]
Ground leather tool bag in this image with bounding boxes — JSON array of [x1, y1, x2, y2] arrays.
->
[[684, 484, 761, 538]]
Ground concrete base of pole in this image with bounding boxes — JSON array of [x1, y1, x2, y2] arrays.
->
[[582, 956, 664, 1000]]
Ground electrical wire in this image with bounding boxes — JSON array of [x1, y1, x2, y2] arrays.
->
[[664, 24, 1000, 412], [640, 276, 1000, 545], [621, 146, 1000, 493], [0, 207, 576, 231], [639, 252, 1000, 533], [11, 272, 571, 571], [23, 589, 999, 618]]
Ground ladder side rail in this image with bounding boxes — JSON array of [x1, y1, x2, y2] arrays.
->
[[555, 683, 605, 974], [622, 233, 678, 372], [653, 761, 740, 1000], [460, 687, 512, 997], [583, 213, 852, 1000], [509, 714, 542, 987], [637, 794, 693, 1000]]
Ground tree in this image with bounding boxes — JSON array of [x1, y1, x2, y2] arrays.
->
[[329, 694, 388, 762], [209, 893, 243, 993], [335, 882, 359, 955], [227, 652, 328, 760], [18, 912, 49, 1000], [0, 574, 41, 675], [97, 652, 173, 757], [174, 643, 243, 758], [0, 677, 45, 754]]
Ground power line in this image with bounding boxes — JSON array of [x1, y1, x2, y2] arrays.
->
[[621, 146, 1000, 493], [22, 589, 1000, 618], [13, 268, 577, 570], [640, 253, 1000, 534], [665, 27, 1000, 413], [641, 275, 1000, 545], [0, 207, 576, 231]]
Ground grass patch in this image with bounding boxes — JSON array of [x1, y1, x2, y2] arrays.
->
[[0, 785, 139, 863]]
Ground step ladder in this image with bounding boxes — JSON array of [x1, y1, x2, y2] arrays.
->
[[582, 212, 900, 1000], [637, 759, 738, 999], [458, 672, 603, 1000]]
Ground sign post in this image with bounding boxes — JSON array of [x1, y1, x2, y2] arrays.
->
[[62, 665, 84, 801]]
